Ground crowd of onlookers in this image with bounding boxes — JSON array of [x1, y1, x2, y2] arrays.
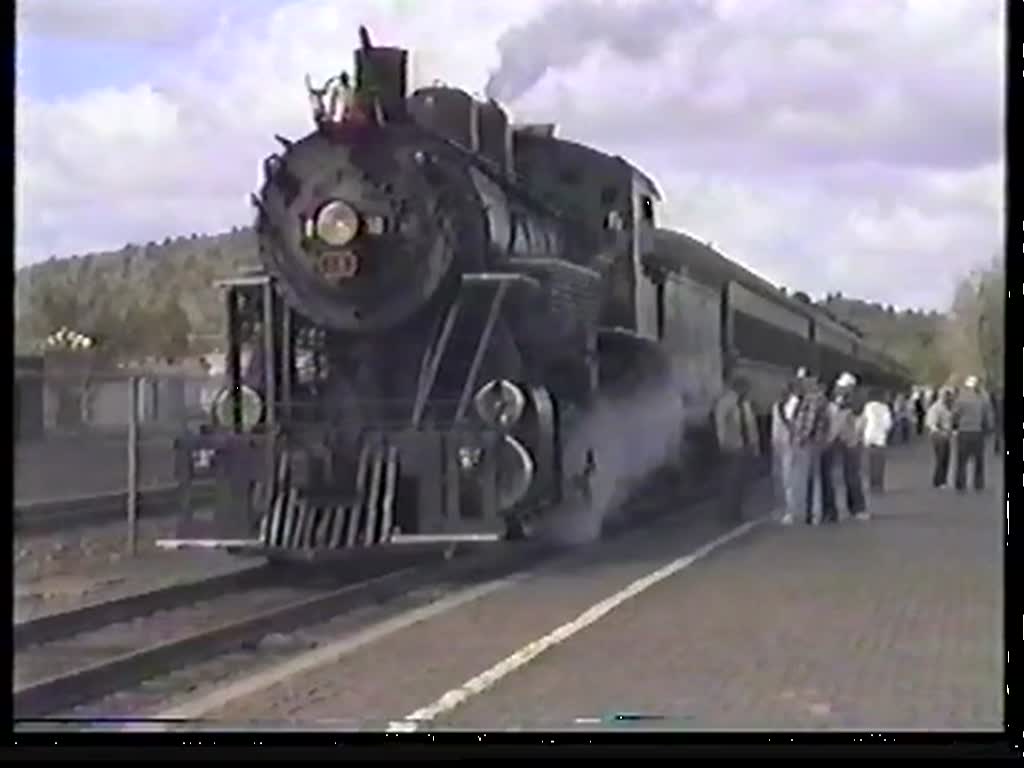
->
[[712, 369, 1000, 524]]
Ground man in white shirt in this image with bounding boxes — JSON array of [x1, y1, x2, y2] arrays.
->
[[861, 388, 893, 493], [770, 376, 802, 522]]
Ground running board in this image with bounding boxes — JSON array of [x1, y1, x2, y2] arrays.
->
[[156, 532, 504, 552], [156, 539, 263, 551], [390, 533, 502, 544]]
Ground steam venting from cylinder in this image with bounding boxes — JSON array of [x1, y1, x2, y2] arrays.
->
[[540, 365, 691, 547]]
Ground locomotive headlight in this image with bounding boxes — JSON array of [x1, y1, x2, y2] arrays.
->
[[473, 379, 527, 430], [314, 200, 360, 246], [211, 385, 264, 431]]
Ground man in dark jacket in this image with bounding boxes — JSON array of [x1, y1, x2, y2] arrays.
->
[[713, 375, 760, 522], [952, 376, 994, 493]]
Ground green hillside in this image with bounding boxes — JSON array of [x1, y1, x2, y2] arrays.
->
[[15, 228, 260, 359], [817, 294, 948, 384], [15, 228, 955, 383]]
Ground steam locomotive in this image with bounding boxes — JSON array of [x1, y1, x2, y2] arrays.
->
[[161, 28, 912, 560]]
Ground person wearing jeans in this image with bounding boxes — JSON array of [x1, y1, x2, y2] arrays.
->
[[952, 376, 992, 493], [926, 388, 955, 488], [787, 373, 829, 525]]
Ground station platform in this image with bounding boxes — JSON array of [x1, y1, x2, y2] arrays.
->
[[189, 438, 1004, 732], [436, 440, 1005, 730]]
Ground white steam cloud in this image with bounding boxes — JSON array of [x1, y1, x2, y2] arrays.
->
[[539, 368, 691, 546], [485, 0, 715, 102]]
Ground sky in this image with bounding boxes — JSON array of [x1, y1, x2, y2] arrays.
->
[[15, 0, 1005, 310]]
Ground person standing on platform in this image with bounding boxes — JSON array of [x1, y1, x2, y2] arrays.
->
[[821, 372, 868, 522], [788, 371, 829, 525], [926, 388, 955, 488], [771, 377, 801, 524], [952, 376, 993, 493], [713, 375, 761, 522], [861, 388, 893, 494], [914, 392, 926, 436]]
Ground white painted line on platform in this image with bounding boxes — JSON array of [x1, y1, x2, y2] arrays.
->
[[151, 574, 526, 725], [388, 520, 759, 732]]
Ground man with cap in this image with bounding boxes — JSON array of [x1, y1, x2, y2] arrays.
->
[[713, 373, 760, 521], [952, 376, 994, 493], [821, 372, 868, 522]]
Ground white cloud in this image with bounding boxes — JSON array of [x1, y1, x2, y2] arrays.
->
[[14, 0, 1004, 310], [17, 0, 214, 45]]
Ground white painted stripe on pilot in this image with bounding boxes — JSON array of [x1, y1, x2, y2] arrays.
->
[[153, 574, 525, 725], [388, 520, 759, 732]]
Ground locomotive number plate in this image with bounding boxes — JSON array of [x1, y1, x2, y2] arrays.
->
[[318, 250, 360, 281]]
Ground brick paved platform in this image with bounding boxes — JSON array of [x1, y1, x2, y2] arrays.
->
[[192, 441, 1004, 731], [436, 443, 1004, 730]]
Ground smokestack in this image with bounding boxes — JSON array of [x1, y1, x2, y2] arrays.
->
[[354, 27, 408, 122]]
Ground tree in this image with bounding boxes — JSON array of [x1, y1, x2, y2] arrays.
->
[[149, 299, 193, 361], [941, 256, 1004, 392]]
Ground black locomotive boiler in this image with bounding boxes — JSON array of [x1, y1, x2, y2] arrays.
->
[[162, 28, 911, 560]]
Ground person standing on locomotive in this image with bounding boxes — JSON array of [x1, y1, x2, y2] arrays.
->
[[713, 374, 760, 522]]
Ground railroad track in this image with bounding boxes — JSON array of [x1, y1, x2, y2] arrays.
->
[[13, 539, 568, 720], [14, 484, 215, 536], [14, 463, 755, 722]]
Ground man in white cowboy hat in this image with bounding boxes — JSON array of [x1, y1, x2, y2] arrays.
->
[[821, 371, 868, 522], [952, 375, 993, 493]]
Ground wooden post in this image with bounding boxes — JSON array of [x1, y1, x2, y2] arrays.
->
[[127, 375, 140, 556]]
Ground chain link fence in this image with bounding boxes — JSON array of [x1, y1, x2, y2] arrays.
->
[[14, 361, 221, 547]]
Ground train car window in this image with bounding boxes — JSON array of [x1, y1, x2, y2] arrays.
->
[[641, 195, 655, 224], [601, 185, 619, 205]]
